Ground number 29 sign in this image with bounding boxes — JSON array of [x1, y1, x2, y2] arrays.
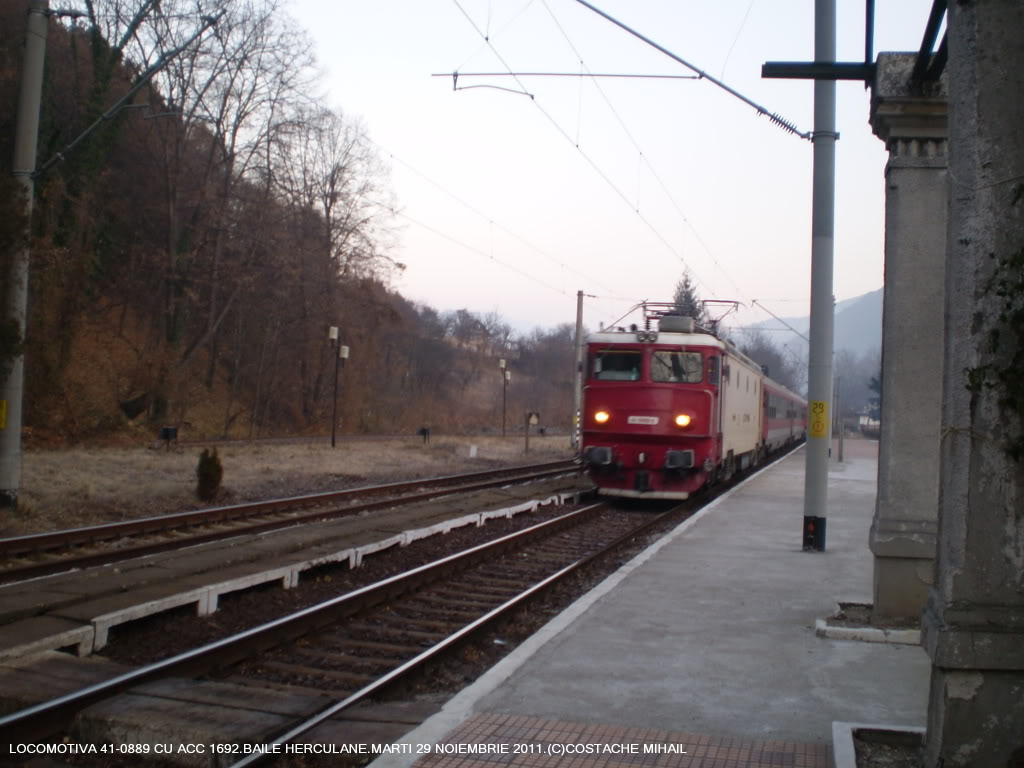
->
[[809, 400, 829, 439]]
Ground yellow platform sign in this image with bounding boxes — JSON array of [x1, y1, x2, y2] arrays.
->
[[809, 400, 828, 439]]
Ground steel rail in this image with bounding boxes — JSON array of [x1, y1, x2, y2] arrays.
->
[[229, 442, 803, 763], [0, 501, 612, 749], [229, 503, 681, 767], [0, 460, 580, 582]]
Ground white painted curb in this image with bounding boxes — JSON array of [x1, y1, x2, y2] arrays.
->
[[815, 618, 921, 645], [831, 722, 925, 768]]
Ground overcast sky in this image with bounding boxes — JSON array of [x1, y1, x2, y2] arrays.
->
[[287, 0, 936, 335]]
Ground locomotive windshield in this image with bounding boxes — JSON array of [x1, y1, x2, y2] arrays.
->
[[651, 351, 704, 383], [591, 350, 642, 381]]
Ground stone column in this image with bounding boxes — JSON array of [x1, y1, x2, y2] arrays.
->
[[923, 3, 1024, 766], [867, 54, 947, 621]]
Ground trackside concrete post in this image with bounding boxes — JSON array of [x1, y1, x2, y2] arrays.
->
[[0, 0, 49, 510]]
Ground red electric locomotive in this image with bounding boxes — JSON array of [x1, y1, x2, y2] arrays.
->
[[581, 307, 806, 499]]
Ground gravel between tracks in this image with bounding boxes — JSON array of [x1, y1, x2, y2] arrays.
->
[[97, 501, 678, 669], [98, 501, 607, 666]]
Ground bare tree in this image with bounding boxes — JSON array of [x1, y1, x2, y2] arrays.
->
[[273, 107, 397, 281], [140, 0, 318, 409], [738, 328, 802, 393], [265, 104, 396, 427], [481, 311, 514, 357]]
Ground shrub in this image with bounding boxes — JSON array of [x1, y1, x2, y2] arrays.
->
[[196, 448, 223, 502]]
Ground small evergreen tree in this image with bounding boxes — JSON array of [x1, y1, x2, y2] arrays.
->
[[196, 448, 223, 502], [672, 271, 706, 325]]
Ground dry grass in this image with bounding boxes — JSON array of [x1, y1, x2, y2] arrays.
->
[[7, 435, 576, 538]]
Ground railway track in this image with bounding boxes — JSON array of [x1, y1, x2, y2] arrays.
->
[[0, 500, 681, 761], [0, 459, 579, 584]]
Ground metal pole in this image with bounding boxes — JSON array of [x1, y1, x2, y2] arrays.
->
[[572, 290, 584, 452], [0, 0, 49, 510], [502, 373, 508, 438], [802, 0, 837, 551], [864, 0, 875, 69], [836, 376, 844, 462], [331, 343, 339, 448]]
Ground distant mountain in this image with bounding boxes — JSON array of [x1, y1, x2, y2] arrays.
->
[[748, 288, 882, 359], [834, 289, 883, 357]]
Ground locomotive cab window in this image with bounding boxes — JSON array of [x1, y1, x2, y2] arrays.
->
[[592, 350, 642, 381], [708, 356, 720, 386], [651, 351, 703, 383]]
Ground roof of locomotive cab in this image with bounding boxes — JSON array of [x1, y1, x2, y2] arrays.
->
[[586, 329, 726, 348]]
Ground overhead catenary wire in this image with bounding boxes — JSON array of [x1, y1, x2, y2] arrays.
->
[[394, 209, 570, 298], [434, 72, 701, 80], [403, 214, 644, 330], [367, 146, 650, 330], [751, 299, 810, 343], [453, 0, 539, 74], [449, 0, 717, 300], [538, 0, 752, 305], [573, 0, 811, 140], [720, 0, 758, 80], [445, 2, 809, 337], [34, 9, 226, 179], [374, 142, 621, 297]]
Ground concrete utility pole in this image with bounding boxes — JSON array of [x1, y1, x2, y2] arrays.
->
[[572, 290, 584, 452], [801, 0, 837, 551], [0, 3, 220, 509], [0, 0, 49, 510]]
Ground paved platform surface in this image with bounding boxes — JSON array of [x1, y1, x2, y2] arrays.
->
[[372, 440, 931, 768]]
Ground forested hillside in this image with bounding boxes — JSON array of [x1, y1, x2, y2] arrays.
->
[[0, 0, 575, 443]]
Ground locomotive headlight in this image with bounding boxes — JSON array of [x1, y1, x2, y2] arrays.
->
[[674, 414, 692, 427], [594, 410, 611, 424]]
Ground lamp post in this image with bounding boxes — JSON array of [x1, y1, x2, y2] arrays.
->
[[503, 370, 511, 438], [328, 327, 349, 448], [498, 359, 506, 437]]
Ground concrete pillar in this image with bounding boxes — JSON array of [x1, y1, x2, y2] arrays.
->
[[923, 2, 1024, 766], [867, 54, 947, 620]]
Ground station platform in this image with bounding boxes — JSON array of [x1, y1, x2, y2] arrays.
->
[[370, 439, 932, 768]]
